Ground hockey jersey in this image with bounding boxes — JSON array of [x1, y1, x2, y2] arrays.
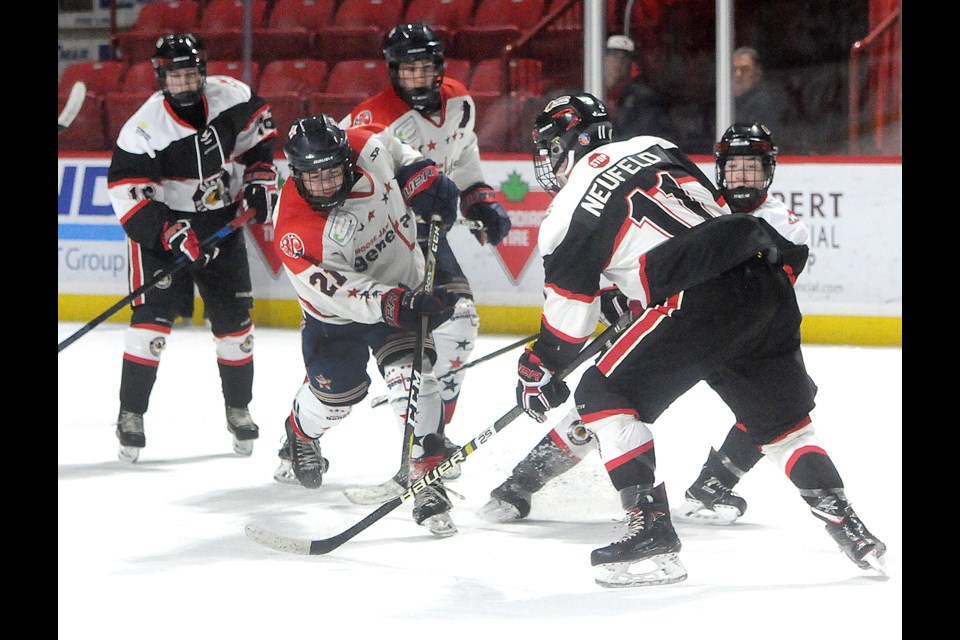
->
[[340, 77, 485, 192], [272, 124, 426, 325], [535, 136, 783, 369], [107, 76, 277, 254]]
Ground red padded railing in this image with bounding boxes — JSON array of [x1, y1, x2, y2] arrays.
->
[[849, 2, 901, 154]]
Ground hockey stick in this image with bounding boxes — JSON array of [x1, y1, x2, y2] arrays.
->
[[367, 333, 537, 409], [244, 311, 634, 555], [58, 203, 251, 353], [58, 81, 87, 134], [393, 213, 444, 488]]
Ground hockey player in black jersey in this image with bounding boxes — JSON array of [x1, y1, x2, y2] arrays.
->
[[106, 33, 278, 463], [480, 123, 814, 526], [505, 94, 885, 586]]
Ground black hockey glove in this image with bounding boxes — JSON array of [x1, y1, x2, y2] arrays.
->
[[161, 219, 218, 269], [381, 285, 457, 333], [396, 159, 458, 233], [516, 344, 570, 423], [242, 161, 279, 224], [460, 182, 512, 246], [598, 286, 642, 327]]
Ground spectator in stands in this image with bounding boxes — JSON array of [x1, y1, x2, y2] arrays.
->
[[609, 35, 680, 144], [604, 34, 635, 112], [106, 33, 278, 464], [733, 47, 797, 152]]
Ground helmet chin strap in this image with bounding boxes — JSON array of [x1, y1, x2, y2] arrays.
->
[[555, 151, 576, 188]]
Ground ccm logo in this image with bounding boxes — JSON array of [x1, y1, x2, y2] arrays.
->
[[588, 153, 610, 168]]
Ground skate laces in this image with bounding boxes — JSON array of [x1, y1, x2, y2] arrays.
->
[[117, 411, 144, 434], [416, 484, 453, 509], [294, 436, 324, 471], [614, 508, 647, 543]]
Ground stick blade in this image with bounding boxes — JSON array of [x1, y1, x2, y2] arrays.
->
[[58, 81, 87, 129], [244, 523, 313, 555]]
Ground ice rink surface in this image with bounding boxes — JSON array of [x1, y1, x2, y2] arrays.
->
[[58, 322, 901, 639]]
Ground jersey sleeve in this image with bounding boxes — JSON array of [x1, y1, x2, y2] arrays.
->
[[107, 147, 179, 251]]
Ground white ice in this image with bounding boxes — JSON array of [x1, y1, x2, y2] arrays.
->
[[58, 322, 901, 639]]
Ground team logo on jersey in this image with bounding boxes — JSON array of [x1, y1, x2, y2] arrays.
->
[[193, 178, 226, 211], [279, 232, 305, 258], [328, 213, 358, 246], [352, 111, 373, 126], [587, 152, 610, 168]]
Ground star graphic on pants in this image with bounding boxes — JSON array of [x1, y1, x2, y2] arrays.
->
[[448, 357, 464, 369], [455, 340, 471, 350], [443, 379, 458, 392]]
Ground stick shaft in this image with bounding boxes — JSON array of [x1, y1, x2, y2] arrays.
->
[[58, 204, 250, 353]]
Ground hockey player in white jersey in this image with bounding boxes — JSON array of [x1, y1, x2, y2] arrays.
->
[[331, 22, 512, 503], [271, 115, 461, 536], [479, 123, 814, 526], [107, 33, 278, 462], [502, 95, 885, 586]]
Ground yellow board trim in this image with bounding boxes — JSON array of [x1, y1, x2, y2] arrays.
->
[[58, 295, 902, 347]]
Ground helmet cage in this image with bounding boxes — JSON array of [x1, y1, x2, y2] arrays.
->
[[383, 23, 445, 113], [715, 123, 777, 213], [283, 116, 356, 212], [152, 33, 207, 108]]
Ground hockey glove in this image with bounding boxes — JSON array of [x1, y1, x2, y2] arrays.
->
[[161, 219, 218, 269], [598, 286, 643, 327], [396, 159, 459, 233], [242, 161, 279, 224], [381, 285, 457, 333], [516, 344, 570, 423], [460, 182, 512, 246]]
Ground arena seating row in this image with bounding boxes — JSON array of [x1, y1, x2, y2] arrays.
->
[[57, 57, 549, 152], [112, 0, 598, 65]]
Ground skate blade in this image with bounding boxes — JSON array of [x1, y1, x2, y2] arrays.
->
[[476, 499, 522, 524], [273, 462, 300, 485], [864, 549, 889, 578], [232, 437, 255, 456], [117, 444, 140, 463], [421, 513, 458, 538], [343, 479, 405, 505], [595, 553, 688, 588], [674, 501, 740, 525]]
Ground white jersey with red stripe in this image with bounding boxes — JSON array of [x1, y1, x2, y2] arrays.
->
[[272, 124, 426, 325], [339, 77, 484, 191]]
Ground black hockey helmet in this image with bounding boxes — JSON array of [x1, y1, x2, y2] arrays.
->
[[283, 115, 356, 212], [715, 122, 777, 213], [383, 22, 445, 114], [532, 93, 613, 194], [152, 33, 207, 108]]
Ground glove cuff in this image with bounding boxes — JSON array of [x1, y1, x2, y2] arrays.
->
[[401, 163, 440, 204], [460, 182, 496, 216]]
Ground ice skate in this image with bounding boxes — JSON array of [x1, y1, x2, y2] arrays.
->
[[409, 454, 457, 537], [676, 476, 747, 525], [116, 410, 145, 463], [476, 430, 580, 523], [225, 406, 259, 456], [412, 483, 457, 537], [807, 489, 887, 576], [273, 437, 300, 485], [476, 480, 533, 523], [283, 421, 329, 490], [591, 484, 687, 588]]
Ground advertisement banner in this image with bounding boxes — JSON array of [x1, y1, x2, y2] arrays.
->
[[58, 155, 902, 318]]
